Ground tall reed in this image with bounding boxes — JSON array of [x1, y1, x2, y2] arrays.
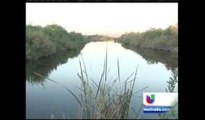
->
[[76, 48, 141, 119]]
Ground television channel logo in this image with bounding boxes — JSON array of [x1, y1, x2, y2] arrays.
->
[[143, 92, 178, 113], [146, 94, 155, 104]]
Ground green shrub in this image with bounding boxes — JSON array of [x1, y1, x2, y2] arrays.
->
[[26, 24, 86, 60], [117, 25, 178, 53], [26, 29, 56, 60]]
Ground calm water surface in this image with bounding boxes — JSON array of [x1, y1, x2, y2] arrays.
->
[[26, 41, 178, 119]]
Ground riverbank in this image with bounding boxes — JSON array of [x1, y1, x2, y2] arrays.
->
[[26, 24, 88, 61], [116, 25, 178, 54], [26, 24, 178, 61], [26, 24, 116, 61]]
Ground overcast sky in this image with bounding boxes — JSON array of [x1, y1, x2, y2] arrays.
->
[[26, 3, 178, 37]]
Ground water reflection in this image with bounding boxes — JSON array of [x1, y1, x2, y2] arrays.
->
[[122, 46, 178, 71], [26, 41, 178, 119], [26, 50, 81, 85]]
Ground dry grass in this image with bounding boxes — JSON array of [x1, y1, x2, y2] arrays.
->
[[76, 49, 140, 119]]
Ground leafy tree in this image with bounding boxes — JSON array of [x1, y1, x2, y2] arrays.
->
[[117, 25, 178, 53], [26, 24, 86, 61]]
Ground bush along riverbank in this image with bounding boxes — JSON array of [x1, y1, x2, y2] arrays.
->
[[26, 24, 87, 61], [117, 25, 178, 54]]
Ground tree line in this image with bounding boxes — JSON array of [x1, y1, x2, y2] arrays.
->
[[117, 25, 178, 53], [26, 24, 178, 61], [26, 24, 86, 61]]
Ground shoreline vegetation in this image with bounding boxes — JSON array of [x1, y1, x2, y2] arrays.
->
[[26, 24, 114, 61], [26, 24, 178, 61], [117, 25, 178, 54], [26, 24, 87, 61]]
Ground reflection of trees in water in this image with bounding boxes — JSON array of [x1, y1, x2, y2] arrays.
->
[[122, 45, 178, 71], [26, 50, 81, 85], [122, 45, 178, 119]]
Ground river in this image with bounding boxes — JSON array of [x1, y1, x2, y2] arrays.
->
[[26, 41, 178, 119]]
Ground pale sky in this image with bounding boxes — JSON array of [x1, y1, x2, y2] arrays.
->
[[26, 3, 178, 37]]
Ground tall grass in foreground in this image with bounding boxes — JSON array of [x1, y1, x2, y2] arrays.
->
[[76, 48, 142, 119], [33, 49, 147, 119]]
